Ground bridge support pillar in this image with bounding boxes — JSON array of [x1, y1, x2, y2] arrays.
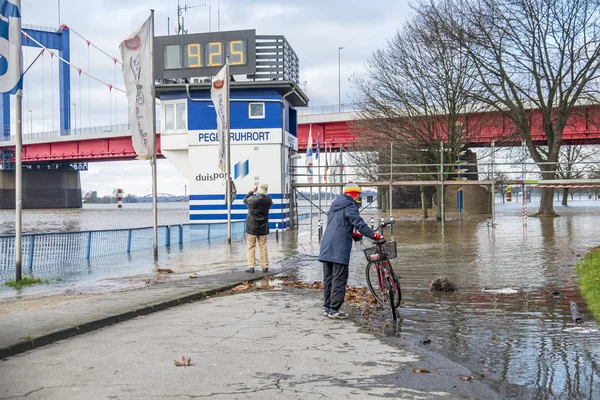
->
[[0, 169, 82, 209], [0, 93, 9, 140]]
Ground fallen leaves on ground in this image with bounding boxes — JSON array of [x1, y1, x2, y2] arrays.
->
[[282, 281, 323, 290], [232, 281, 250, 292], [156, 268, 174, 274], [459, 375, 474, 381], [174, 356, 191, 367], [414, 369, 430, 373], [422, 339, 432, 345], [189, 274, 199, 279], [145, 279, 165, 285]]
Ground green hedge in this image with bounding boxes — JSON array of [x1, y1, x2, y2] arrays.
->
[[575, 246, 600, 322]]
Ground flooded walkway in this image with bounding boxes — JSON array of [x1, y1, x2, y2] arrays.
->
[[296, 201, 600, 399]]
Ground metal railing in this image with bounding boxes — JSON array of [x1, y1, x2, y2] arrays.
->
[[0, 221, 246, 283], [297, 103, 362, 116]]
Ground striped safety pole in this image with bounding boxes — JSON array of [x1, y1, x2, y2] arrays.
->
[[117, 188, 123, 209]]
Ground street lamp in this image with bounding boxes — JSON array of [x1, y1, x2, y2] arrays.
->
[[338, 47, 343, 112], [72, 103, 76, 132], [28, 110, 32, 134]]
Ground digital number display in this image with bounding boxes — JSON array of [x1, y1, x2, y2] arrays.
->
[[155, 30, 257, 79], [206, 42, 224, 67], [184, 43, 201, 68]]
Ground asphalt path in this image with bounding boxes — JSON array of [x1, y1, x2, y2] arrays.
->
[[0, 289, 502, 399]]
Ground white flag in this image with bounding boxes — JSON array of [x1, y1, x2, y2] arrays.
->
[[211, 62, 229, 171], [120, 16, 153, 158], [0, 0, 22, 94], [305, 124, 314, 183]]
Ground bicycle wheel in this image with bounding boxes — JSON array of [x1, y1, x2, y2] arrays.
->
[[365, 262, 385, 306], [386, 276, 398, 321], [390, 275, 401, 308]]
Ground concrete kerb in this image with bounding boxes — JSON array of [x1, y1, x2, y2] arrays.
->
[[0, 271, 286, 361]]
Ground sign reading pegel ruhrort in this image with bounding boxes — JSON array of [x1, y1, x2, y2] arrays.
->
[[190, 129, 282, 146], [154, 29, 256, 80]]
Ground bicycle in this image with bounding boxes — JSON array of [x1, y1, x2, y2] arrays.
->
[[356, 220, 401, 321]]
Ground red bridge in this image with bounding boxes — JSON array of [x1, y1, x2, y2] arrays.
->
[[1, 106, 600, 162]]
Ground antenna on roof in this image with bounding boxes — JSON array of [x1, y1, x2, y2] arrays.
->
[[177, 0, 212, 35]]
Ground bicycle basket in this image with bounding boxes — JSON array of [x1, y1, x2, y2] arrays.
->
[[384, 242, 397, 259], [363, 242, 397, 262]]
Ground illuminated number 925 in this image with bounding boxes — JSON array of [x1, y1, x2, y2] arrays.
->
[[185, 43, 202, 68], [207, 42, 224, 67], [229, 40, 246, 65]]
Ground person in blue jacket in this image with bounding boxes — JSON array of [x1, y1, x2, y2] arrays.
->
[[318, 182, 382, 319]]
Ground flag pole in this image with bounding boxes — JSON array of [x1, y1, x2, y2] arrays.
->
[[317, 134, 321, 221], [150, 9, 158, 260], [226, 56, 231, 244], [15, 89, 22, 281]]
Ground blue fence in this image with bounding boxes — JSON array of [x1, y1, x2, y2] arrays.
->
[[0, 221, 247, 283]]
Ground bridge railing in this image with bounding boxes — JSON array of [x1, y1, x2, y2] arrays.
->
[[297, 103, 362, 116], [0, 221, 246, 283]]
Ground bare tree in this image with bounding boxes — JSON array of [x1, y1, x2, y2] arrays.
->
[[352, 8, 491, 220], [427, 0, 600, 216], [556, 145, 597, 205], [590, 168, 600, 200]]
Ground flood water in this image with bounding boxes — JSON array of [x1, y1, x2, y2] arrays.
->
[[1, 200, 600, 398], [296, 200, 600, 399]]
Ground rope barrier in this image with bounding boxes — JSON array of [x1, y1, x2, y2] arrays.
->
[[22, 30, 126, 94]]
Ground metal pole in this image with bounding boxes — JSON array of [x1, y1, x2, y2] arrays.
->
[[491, 140, 496, 226], [225, 56, 232, 244], [15, 90, 23, 282], [389, 141, 393, 218], [522, 141, 527, 227], [57, 0, 61, 27], [310, 186, 313, 226], [338, 47, 343, 112], [440, 142, 445, 226], [28, 110, 32, 134], [150, 9, 159, 260], [339, 144, 344, 193], [318, 140, 321, 221]]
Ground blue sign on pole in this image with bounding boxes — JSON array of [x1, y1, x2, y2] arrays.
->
[[0, 0, 22, 94]]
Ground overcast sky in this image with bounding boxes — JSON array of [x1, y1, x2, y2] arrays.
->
[[17, 0, 413, 196]]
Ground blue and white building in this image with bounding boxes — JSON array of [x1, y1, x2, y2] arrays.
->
[[155, 31, 308, 229]]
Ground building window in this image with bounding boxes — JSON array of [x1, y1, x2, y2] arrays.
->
[[163, 101, 187, 132], [249, 102, 265, 119]]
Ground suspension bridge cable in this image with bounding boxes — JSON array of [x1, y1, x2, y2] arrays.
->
[[51, 51, 55, 133], [87, 43, 91, 128], [78, 72, 82, 132], [66, 25, 123, 65], [114, 61, 118, 124], [41, 49, 45, 131], [24, 45, 28, 134], [23, 30, 126, 94]]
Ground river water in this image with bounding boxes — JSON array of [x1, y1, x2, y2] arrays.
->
[[1, 200, 599, 398]]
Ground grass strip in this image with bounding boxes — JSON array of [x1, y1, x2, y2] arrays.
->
[[3, 277, 61, 289], [575, 246, 600, 322]]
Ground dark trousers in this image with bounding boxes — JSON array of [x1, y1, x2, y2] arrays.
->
[[323, 262, 349, 312]]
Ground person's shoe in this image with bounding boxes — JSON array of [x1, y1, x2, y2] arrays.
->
[[328, 310, 349, 319], [262, 267, 269, 273], [323, 307, 331, 316], [245, 268, 255, 273]]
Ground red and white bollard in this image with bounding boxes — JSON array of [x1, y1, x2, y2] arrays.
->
[[117, 188, 123, 209]]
